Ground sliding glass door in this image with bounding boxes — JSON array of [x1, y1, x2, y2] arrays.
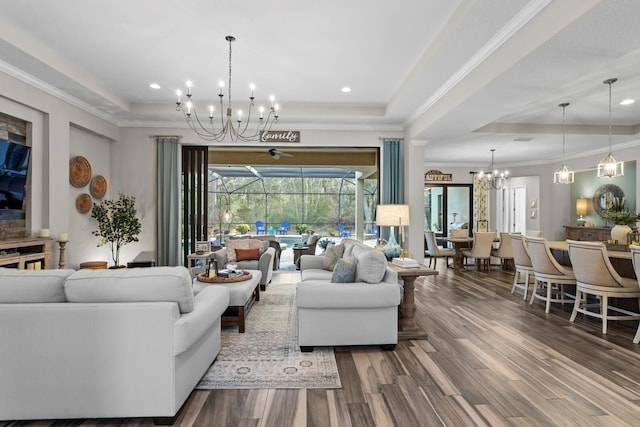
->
[[424, 184, 473, 243]]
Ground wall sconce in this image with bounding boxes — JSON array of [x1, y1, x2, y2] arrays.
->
[[576, 197, 588, 226]]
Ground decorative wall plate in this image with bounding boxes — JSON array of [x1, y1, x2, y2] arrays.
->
[[69, 156, 91, 188], [90, 175, 107, 199], [76, 193, 93, 214]]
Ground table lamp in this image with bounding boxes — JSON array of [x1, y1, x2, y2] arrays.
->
[[576, 197, 588, 226], [376, 204, 410, 260]]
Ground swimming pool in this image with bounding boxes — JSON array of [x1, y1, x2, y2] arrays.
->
[[278, 235, 304, 247]]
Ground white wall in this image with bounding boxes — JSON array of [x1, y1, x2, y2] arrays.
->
[[68, 126, 114, 265], [0, 72, 118, 268]]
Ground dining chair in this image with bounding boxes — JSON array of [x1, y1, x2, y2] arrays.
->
[[476, 219, 488, 232], [567, 241, 640, 340], [526, 236, 575, 313], [461, 231, 495, 271], [491, 232, 514, 270], [424, 231, 455, 269], [450, 229, 469, 238], [525, 229, 542, 238], [629, 245, 640, 343], [509, 233, 533, 300]]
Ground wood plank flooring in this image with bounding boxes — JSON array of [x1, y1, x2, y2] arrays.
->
[[5, 265, 640, 426]]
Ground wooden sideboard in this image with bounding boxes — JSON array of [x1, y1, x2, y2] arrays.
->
[[0, 237, 53, 269], [564, 226, 611, 242]]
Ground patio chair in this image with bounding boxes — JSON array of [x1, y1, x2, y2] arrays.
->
[[255, 220, 266, 235], [277, 220, 289, 235], [337, 223, 351, 238]]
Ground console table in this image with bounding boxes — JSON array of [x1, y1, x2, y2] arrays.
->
[[564, 225, 610, 241], [0, 237, 53, 269], [388, 262, 438, 340]]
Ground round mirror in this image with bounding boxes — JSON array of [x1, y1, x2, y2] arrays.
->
[[592, 184, 625, 217]]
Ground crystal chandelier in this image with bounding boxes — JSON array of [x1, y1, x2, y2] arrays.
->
[[480, 149, 509, 190], [597, 78, 623, 178], [554, 102, 574, 184], [175, 35, 280, 142]]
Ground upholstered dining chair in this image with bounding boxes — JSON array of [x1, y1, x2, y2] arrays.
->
[[424, 231, 455, 269], [629, 245, 640, 343], [491, 232, 514, 270], [450, 229, 469, 238], [525, 229, 543, 238], [509, 233, 534, 300], [526, 236, 575, 313], [569, 241, 640, 340], [461, 231, 495, 271]]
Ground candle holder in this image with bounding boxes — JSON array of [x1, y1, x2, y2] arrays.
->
[[58, 241, 67, 269]]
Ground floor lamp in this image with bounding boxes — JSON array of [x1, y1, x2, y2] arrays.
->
[[376, 204, 410, 260]]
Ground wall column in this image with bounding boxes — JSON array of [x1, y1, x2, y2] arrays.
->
[[404, 139, 425, 263]]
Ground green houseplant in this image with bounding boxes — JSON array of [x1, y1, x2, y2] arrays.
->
[[599, 197, 639, 244], [91, 193, 142, 267], [599, 197, 639, 226], [296, 223, 309, 234], [234, 223, 250, 234]]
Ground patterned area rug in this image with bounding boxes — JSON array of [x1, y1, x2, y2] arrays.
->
[[197, 272, 341, 389]]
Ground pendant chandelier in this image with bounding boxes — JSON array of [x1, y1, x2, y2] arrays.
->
[[553, 102, 574, 184], [480, 149, 509, 190], [175, 35, 280, 142], [597, 78, 624, 178]]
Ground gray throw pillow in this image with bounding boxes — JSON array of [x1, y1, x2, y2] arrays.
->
[[322, 244, 345, 271], [331, 256, 357, 283], [355, 249, 387, 283]]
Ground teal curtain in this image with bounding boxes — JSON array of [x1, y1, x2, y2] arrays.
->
[[380, 139, 403, 241], [156, 136, 180, 266]]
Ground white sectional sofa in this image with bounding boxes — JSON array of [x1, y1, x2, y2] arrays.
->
[[0, 266, 229, 422], [296, 239, 401, 351]]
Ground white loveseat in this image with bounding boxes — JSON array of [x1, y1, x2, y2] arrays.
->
[[0, 266, 229, 422], [296, 239, 401, 351]]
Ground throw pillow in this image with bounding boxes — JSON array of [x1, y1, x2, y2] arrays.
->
[[331, 256, 357, 283], [354, 249, 387, 284], [225, 239, 264, 262], [322, 243, 345, 271], [235, 248, 260, 261]]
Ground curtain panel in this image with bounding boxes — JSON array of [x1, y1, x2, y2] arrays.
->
[[156, 136, 180, 266], [380, 139, 404, 241]]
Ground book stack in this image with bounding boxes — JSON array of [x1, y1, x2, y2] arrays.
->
[[392, 258, 419, 268]]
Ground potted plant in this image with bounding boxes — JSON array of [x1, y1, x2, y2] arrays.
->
[[91, 193, 142, 267], [599, 197, 639, 243], [296, 223, 309, 234], [234, 223, 250, 234]]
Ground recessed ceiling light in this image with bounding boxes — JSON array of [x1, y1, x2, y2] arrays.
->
[[620, 98, 635, 105], [149, 83, 161, 89], [341, 86, 351, 93]]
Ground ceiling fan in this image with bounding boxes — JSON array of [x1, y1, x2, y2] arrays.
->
[[258, 148, 294, 160]]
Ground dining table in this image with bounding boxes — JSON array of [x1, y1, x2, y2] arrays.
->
[[444, 237, 473, 271]]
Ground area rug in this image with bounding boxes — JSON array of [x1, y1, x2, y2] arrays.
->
[[197, 272, 341, 389]]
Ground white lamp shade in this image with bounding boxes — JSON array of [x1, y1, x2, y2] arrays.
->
[[376, 204, 410, 227]]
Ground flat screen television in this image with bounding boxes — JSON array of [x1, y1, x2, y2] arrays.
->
[[0, 139, 31, 211]]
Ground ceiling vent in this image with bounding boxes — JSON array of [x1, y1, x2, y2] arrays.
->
[[513, 137, 534, 142]]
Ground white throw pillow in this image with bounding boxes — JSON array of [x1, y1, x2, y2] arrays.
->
[[354, 249, 387, 284], [64, 266, 195, 313], [0, 268, 75, 303]]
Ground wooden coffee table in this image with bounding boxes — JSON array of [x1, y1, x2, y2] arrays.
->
[[196, 270, 261, 333]]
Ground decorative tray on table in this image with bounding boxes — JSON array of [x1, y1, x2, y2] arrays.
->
[[197, 270, 252, 283]]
